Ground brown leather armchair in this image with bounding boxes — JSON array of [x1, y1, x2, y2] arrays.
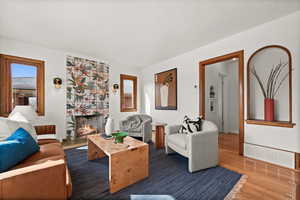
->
[[0, 125, 72, 200]]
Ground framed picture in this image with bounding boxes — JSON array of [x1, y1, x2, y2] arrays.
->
[[155, 68, 177, 110]]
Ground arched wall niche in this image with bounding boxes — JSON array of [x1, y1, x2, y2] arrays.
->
[[246, 45, 295, 128]]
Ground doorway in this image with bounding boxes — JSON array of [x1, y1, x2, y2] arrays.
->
[[199, 50, 244, 155]]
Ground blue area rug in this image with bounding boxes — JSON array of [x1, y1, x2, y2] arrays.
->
[[65, 143, 242, 200]]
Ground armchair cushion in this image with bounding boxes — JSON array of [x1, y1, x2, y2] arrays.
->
[[167, 134, 187, 150], [13, 143, 64, 169]]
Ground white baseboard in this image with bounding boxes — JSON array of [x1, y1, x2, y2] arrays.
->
[[244, 143, 295, 169]]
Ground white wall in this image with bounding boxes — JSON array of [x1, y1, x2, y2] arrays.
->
[[141, 11, 300, 167], [0, 38, 141, 140]]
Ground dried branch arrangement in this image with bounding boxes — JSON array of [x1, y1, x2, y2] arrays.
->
[[250, 61, 289, 99]]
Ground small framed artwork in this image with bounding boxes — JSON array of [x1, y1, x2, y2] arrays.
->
[[209, 99, 215, 112], [155, 68, 177, 110]]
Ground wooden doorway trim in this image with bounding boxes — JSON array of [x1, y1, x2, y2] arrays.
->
[[199, 50, 244, 155]]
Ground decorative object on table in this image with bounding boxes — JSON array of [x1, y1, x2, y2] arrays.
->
[[119, 114, 152, 143], [155, 68, 177, 110], [112, 84, 119, 94], [112, 132, 128, 143], [247, 45, 294, 127], [66, 55, 109, 140], [53, 77, 62, 89], [105, 117, 114, 136], [179, 115, 203, 134]]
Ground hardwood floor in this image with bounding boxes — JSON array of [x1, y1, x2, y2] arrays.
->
[[219, 133, 240, 152], [219, 133, 300, 200]]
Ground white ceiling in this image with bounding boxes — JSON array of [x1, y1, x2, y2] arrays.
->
[[0, 0, 299, 69]]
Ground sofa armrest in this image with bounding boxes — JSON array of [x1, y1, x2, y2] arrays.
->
[[34, 125, 56, 135], [187, 130, 219, 171], [167, 125, 182, 135], [188, 130, 218, 151], [0, 159, 67, 200]]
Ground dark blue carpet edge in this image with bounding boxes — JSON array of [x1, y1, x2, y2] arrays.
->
[[65, 144, 242, 200]]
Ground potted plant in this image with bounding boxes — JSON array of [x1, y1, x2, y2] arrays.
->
[[112, 132, 128, 143], [250, 61, 289, 121]]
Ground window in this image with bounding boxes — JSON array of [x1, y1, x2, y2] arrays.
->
[[11, 64, 37, 109], [0, 54, 45, 116], [120, 74, 137, 112]]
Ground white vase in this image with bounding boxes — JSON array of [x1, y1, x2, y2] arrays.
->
[[160, 85, 169, 107], [105, 118, 114, 136]]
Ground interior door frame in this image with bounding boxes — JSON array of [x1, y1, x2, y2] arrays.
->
[[199, 50, 244, 155]]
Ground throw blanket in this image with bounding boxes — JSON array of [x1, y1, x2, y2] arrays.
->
[[122, 116, 142, 131]]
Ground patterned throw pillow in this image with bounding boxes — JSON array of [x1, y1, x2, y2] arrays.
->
[[179, 115, 203, 134]]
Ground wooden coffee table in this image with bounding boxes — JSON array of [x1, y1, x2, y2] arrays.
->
[[87, 134, 149, 193]]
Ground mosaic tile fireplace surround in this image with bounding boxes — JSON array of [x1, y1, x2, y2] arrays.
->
[[66, 55, 109, 140]]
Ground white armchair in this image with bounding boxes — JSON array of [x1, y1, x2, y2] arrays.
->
[[119, 114, 152, 143], [165, 120, 219, 173]]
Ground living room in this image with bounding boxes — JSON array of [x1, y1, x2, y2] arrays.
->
[[0, 1, 300, 199]]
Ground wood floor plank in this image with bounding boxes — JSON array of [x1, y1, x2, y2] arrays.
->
[[219, 133, 300, 200]]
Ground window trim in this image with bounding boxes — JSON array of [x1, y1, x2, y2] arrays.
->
[[0, 54, 45, 116], [120, 74, 137, 112]]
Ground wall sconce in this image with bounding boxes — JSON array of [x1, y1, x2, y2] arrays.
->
[[53, 77, 62, 89], [112, 84, 119, 94]]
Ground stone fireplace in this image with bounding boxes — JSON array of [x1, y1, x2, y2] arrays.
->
[[66, 55, 109, 140], [75, 115, 106, 138]]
